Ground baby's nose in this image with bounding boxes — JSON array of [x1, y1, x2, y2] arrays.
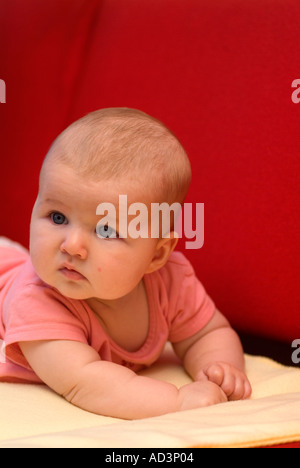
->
[[60, 230, 88, 259]]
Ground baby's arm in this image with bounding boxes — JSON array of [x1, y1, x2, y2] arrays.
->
[[173, 310, 252, 401], [19, 340, 226, 419]]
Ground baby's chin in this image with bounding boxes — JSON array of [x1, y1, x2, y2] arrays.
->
[[53, 285, 92, 301], [39, 275, 93, 301]]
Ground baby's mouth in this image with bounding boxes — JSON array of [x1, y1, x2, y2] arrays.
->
[[59, 264, 86, 281]]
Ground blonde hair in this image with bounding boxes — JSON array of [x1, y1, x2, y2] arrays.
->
[[45, 108, 191, 205]]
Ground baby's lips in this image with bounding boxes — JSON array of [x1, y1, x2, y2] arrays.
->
[[59, 265, 86, 281]]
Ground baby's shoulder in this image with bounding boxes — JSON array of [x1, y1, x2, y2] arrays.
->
[[157, 251, 196, 290], [164, 251, 195, 274]]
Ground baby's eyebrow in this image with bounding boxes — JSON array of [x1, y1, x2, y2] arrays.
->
[[43, 198, 67, 207]]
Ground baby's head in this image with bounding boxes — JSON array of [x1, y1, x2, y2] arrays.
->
[[44, 107, 191, 205], [30, 108, 191, 302]]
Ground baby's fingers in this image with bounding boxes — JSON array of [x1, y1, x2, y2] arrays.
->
[[203, 364, 225, 387], [222, 372, 241, 400], [225, 374, 252, 401]]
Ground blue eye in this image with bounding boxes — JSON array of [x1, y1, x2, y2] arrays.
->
[[51, 212, 67, 225], [96, 224, 118, 239]]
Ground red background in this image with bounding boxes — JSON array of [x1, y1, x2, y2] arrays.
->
[[0, 0, 299, 346]]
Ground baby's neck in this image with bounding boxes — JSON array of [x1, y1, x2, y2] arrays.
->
[[86, 280, 144, 315], [86, 280, 149, 352]]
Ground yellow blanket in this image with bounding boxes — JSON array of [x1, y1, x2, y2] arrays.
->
[[0, 347, 300, 448]]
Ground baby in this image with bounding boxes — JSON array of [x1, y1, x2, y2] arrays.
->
[[0, 108, 251, 419]]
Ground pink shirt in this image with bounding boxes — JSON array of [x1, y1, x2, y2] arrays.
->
[[0, 246, 215, 383]]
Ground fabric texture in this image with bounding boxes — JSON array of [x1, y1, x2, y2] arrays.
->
[[0, 347, 299, 448]]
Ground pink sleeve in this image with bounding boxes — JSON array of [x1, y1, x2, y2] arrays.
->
[[3, 284, 89, 371], [163, 253, 216, 343]]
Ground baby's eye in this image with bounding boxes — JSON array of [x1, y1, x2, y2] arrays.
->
[[96, 223, 118, 239], [50, 212, 67, 225]]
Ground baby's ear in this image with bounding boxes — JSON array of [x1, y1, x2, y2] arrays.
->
[[145, 232, 179, 274]]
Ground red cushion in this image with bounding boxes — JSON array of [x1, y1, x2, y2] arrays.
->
[[0, 0, 299, 343]]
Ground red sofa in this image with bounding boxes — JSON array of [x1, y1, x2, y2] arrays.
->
[[0, 0, 299, 447]]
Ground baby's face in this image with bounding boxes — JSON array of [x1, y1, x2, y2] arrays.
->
[[30, 159, 160, 302]]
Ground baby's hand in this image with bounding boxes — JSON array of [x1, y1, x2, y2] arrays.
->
[[178, 380, 227, 412], [196, 362, 252, 401]]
